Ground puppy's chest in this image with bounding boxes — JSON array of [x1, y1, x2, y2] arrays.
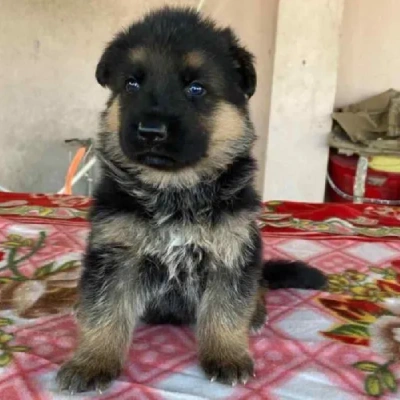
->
[[142, 227, 208, 281]]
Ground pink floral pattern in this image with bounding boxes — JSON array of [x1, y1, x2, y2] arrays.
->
[[0, 193, 399, 398]]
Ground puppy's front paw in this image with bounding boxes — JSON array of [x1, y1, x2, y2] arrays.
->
[[56, 359, 119, 394], [201, 354, 254, 386]]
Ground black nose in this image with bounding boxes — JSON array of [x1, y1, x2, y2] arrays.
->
[[137, 122, 168, 143]]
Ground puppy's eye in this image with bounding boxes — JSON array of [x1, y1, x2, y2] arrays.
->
[[186, 82, 206, 97], [125, 78, 140, 93]]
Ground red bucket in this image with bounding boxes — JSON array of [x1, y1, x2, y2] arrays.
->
[[327, 152, 400, 204]]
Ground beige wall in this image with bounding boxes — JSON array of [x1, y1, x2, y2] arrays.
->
[[335, 0, 400, 107], [0, 0, 277, 193], [3, 0, 399, 197]]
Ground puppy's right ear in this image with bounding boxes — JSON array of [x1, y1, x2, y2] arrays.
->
[[95, 48, 112, 87], [95, 36, 127, 88], [95, 44, 119, 87]]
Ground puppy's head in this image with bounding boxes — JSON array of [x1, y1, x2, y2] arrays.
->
[[97, 7, 256, 187]]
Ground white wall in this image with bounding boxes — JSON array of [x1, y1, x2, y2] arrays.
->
[[262, 0, 344, 202], [336, 0, 400, 107]]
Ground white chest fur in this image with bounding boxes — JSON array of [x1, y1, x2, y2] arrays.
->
[[94, 211, 256, 279]]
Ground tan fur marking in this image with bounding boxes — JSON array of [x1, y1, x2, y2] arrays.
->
[[104, 96, 121, 133], [129, 47, 147, 63], [92, 215, 142, 248], [199, 315, 249, 352], [209, 101, 246, 143], [77, 322, 130, 365], [184, 51, 205, 68], [197, 282, 255, 353], [137, 168, 201, 188], [56, 318, 132, 390], [198, 297, 254, 382]]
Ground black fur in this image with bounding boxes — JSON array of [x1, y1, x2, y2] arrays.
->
[[57, 7, 327, 393], [263, 260, 328, 290]]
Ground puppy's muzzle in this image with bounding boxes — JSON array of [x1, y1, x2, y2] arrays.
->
[[137, 121, 168, 144]]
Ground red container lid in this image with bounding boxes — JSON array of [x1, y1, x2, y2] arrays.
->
[[328, 152, 400, 203]]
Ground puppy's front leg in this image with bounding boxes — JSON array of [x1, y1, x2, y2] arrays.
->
[[197, 268, 257, 386], [57, 246, 139, 393]]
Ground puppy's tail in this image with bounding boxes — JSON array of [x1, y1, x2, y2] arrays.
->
[[262, 260, 327, 290]]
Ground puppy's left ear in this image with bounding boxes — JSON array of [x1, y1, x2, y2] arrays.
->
[[223, 28, 257, 98]]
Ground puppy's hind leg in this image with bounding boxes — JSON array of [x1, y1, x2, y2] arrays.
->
[[250, 287, 267, 333]]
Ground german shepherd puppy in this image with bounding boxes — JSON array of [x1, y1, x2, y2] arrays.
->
[[57, 7, 326, 392]]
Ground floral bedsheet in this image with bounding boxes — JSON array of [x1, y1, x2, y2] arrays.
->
[[0, 192, 400, 399]]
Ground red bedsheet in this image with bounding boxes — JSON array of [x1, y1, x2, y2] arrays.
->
[[0, 192, 400, 399]]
